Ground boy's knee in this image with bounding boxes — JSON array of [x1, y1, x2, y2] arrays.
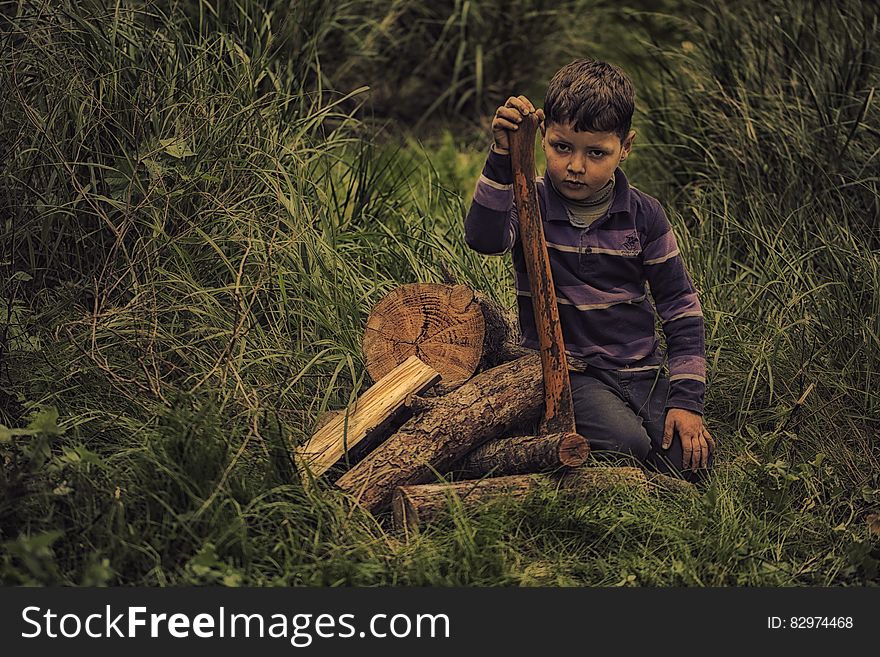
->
[[615, 429, 652, 461], [580, 423, 652, 462], [571, 372, 653, 462]]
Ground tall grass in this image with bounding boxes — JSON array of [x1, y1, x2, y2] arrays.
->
[[639, 0, 880, 566], [0, 0, 507, 584], [1, 0, 878, 585]]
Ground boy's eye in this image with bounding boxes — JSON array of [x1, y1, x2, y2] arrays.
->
[[551, 143, 607, 157]]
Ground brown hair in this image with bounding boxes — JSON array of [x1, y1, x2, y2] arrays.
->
[[544, 58, 635, 141]]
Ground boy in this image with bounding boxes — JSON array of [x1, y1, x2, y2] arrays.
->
[[464, 58, 714, 481]]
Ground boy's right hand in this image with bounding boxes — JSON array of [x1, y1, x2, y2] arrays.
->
[[492, 95, 545, 154]]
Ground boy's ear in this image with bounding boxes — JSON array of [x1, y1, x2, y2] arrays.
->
[[620, 130, 636, 161]]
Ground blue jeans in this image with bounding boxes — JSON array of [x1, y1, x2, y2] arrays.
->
[[569, 366, 711, 482]]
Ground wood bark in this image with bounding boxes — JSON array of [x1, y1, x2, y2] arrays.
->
[[472, 290, 519, 370], [363, 283, 485, 385], [453, 432, 589, 480], [645, 471, 697, 495], [335, 354, 545, 512], [294, 355, 440, 480], [509, 112, 576, 435], [392, 466, 647, 533]]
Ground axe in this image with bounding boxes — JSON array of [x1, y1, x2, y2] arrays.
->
[[508, 112, 582, 442]]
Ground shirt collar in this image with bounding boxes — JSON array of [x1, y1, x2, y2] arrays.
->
[[542, 167, 633, 223]]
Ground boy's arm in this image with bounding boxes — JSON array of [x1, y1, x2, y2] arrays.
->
[[463, 144, 520, 255], [465, 96, 542, 255], [643, 201, 715, 469], [641, 202, 706, 416]]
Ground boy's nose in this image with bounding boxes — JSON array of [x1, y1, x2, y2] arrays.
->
[[567, 155, 586, 174]]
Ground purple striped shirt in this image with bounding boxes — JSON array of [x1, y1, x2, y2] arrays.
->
[[464, 148, 707, 414]]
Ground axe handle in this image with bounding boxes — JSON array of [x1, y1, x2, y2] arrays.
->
[[508, 113, 576, 435]]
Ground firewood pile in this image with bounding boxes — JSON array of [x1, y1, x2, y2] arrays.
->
[[294, 283, 689, 534]]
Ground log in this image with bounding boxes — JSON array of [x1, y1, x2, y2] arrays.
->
[[294, 355, 440, 480], [392, 466, 647, 533], [557, 465, 648, 493], [472, 290, 519, 370], [436, 263, 523, 373], [509, 112, 576, 435], [645, 471, 697, 495], [363, 283, 485, 385], [453, 432, 588, 479], [335, 354, 545, 512], [393, 474, 544, 535]]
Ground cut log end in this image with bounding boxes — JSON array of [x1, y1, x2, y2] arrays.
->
[[363, 283, 485, 385], [448, 284, 475, 312], [558, 432, 590, 466]]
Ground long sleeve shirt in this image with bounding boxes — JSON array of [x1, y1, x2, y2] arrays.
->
[[464, 147, 707, 415]]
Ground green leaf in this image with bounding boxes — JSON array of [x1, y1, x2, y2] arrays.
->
[[222, 572, 243, 587], [10, 271, 33, 282], [142, 157, 168, 181], [55, 445, 103, 467], [27, 407, 64, 436], [159, 137, 196, 159]]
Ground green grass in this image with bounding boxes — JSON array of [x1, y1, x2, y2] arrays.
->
[[1, 0, 878, 586]]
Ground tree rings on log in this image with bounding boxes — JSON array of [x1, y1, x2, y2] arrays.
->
[[363, 283, 485, 385]]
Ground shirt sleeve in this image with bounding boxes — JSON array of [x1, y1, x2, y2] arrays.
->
[[641, 200, 707, 415], [463, 145, 519, 255]]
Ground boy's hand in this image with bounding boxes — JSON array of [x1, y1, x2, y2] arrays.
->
[[662, 408, 716, 470], [492, 95, 545, 153]]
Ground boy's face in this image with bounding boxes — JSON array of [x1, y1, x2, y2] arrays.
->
[[541, 121, 635, 201]]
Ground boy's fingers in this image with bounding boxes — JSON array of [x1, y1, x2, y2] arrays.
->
[[686, 432, 703, 470], [496, 107, 523, 123], [517, 95, 535, 113], [492, 117, 520, 132], [698, 430, 714, 468], [691, 439, 702, 470], [505, 96, 537, 117], [682, 435, 693, 469], [704, 429, 716, 455], [662, 416, 673, 450], [505, 96, 525, 113]]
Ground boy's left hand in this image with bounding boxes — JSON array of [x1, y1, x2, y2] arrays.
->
[[662, 408, 715, 470]]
